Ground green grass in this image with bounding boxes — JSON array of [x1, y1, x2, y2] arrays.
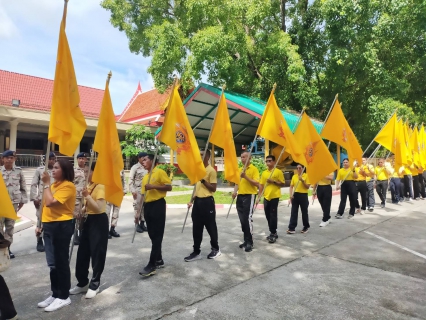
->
[[170, 186, 193, 191]]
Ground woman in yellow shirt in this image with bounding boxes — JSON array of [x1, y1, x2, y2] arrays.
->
[[70, 162, 108, 299], [335, 158, 358, 219], [287, 164, 310, 234], [37, 159, 76, 312]]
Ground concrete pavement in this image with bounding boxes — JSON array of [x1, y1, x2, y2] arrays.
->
[[3, 195, 426, 319]]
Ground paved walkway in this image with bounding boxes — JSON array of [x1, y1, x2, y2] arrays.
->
[[4, 195, 426, 319]]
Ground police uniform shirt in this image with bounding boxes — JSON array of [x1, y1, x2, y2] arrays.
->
[[238, 164, 259, 195], [74, 166, 87, 199], [30, 166, 54, 201], [195, 165, 217, 198], [129, 162, 147, 193], [1, 165, 28, 204]]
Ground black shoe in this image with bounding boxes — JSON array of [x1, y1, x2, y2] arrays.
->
[[136, 224, 144, 233], [37, 239, 45, 252], [207, 248, 221, 259], [141, 221, 148, 232], [268, 233, 278, 243], [245, 243, 253, 252], [109, 227, 120, 238], [239, 242, 247, 249], [155, 259, 165, 269], [139, 263, 156, 277], [9, 248, 15, 259], [108, 234, 112, 239], [184, 251, 202, 262]]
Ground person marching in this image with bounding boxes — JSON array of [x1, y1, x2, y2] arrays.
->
[[36, 159, 76, 312], [256, 155, 285, 242], [389, 158, 402, 204], [287, 164, 310, 233], [70, 162, 109, 299], [374, 158, 391, 208], [402, 165, 414, 201], [0, 150, 28, 259], [130, 152, 148, 233], [30, 152, 56, 252], [231, 151, 259, 252], [335, 158, 358, 219], [105, 169, 127, 238], [138, 154, 172, 277], [411, 163, 421, 200], [185, 150, 221, 261], [360, 158, 376, 212], [354, 161, 367, 215], [418, 166, 426, 199], [313, 172, 334, 227], [73, 152, 88, 246]]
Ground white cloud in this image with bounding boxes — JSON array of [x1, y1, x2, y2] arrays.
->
[[0, 0, 153, 114], [0, 5, 19, 39]]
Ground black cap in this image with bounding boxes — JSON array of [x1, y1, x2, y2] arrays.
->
[[77, 152, 88, 158], [49, 152, 56, 158], [138, 152, 148, 158], [2, 150, 16, 157]]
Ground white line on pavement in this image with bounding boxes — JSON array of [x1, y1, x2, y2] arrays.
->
[[364, 231, 426, 260]]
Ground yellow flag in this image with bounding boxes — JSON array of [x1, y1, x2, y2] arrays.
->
[[374, 113, 396, 152], [256, 91, 305, 165], [394, 119, 408, 167], [419, 125, 426, 168], [48, 20, 87, 156], [402, 122, 412, 165], [293, 113, 338, 184], [92, 77, 124, 207], [410, 127, 420, 166], [159, 86, 206, 184], [0, 175, 18, 220], [321, 99, 363, 163], [209, 93, 239, 184]]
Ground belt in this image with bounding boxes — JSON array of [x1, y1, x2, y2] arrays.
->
[[194, 196, 213, 199]]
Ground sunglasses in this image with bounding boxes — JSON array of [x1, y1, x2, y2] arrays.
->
[[266, 160, 273, 162]]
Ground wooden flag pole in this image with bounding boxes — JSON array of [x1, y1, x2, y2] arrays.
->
[[181, 84, 226, 233]]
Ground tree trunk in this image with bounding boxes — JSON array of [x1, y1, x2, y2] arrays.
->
[[280, 0, 286, 32]]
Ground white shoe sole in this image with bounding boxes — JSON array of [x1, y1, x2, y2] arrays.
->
[[69, 284, 89, 295], [44, 299, 71, 312], [85, 288, 99, 299], [208, 252, 222, 259]]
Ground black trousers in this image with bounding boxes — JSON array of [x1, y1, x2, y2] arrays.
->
[[192, 196, 219, 252], [366, 180, 375, 208], [420, 174, 426, 198], [144, 198, 166, 265], [403, 175, 414, 198], [43, 220, 74, 299], [75, 213, 109, 290], [376, 180, 388, 204], [289, 192, 309, 230], [355, 181, 367, 210], [337, 181, 357, 216], [399, 178, 405, 198], [236, 194, 256, 244], [389, 178, 401, 203], [264, 198, 279, 234], [0, 275, 17, 320], [413, 175, 420, 199], [317, 185, 332, 222]]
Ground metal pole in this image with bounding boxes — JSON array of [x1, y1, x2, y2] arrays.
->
[[320, 94, 339, 133], [37, 141, 52, 229]]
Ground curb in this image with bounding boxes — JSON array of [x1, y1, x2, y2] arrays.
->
[[14, 215, 34, 233]]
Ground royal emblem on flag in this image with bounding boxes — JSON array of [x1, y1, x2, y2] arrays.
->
[[304, 141, 319, 164], [342, 128, 348, 143], [278, 120, 287, 140], [175, 123, 191, 155]]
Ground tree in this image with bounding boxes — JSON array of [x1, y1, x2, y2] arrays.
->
[[120, 124, 167, 157]]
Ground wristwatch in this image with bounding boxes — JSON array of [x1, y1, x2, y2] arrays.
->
[[200, 179, 205, 184], [43, 185, 50, 189]]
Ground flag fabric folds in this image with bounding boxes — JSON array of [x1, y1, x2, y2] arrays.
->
[[48, 20, 87, 156], [374, 113, 397, 152], [321, 99, 363, 163], [159, 86, 206, 184], [92, 77, 124, 207], [0, 174, 18, 220], [209, 93, 239, 184], [256, 91, 305, 164], [419, 125, 426, 168], [293, 113, 338, 185]]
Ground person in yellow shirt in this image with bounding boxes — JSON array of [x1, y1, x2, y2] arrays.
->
[[287, 164, 310, 234], [389, 158, 402, 204], [231, 152, 259, 252], [138, 154, 172, 277], [312, 172, 334, 227], [354, 162, 367, 215], [70, 162, 108, 299], [185, 150, 221, 261], [256, 155, 285, 243], [360, 158, 376, 212], [335, 158, 358, 219], [402, 165, 414, 201], [37, 159, 76, 312], [374, 158, 391, 208], [411, 163, 421, 200]]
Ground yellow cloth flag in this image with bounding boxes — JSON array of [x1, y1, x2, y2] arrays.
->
[[92, 79, 124, 207], [374, 114, 396, 152], [394, 119, 408, 167], [410, 127, 421, 167], [159, 86, 206, 184], [256, 91, 305, 165], [321, 99, 363, 163], [293, 113, 338, 185], [402, 122, 412, 165], [419, 125, 426, 168], [209, 93, 239, 184], [48, 20, 87, 156], [0, 174, 18, 220]]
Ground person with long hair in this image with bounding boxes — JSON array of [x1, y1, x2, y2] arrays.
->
[[70, 162, 108, 299], [37, 159, 76, 312]]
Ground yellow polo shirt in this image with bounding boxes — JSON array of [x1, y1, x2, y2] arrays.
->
[[375, 166, 389, 181], [238, 164, 259, 195], [290, 173, 310, 193], [354, 167, 366, 181], [141, 167, 172, 203], [318, 172, 334, 186], [404, 166, 412, 175], [86, 183, 106, 214], [260, 168, 284, 200], [360, 164, 373, 182], [42, 181, 76, 223], [392, 166, 400, 178], [195, 165, 217, 198], [336, 168, 355, 181], [410, 164, 418, 176]]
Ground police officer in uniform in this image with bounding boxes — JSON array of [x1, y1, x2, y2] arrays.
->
[[73, 152, 88, 245], [129, 152, 148, 233], [105, 170, 127, 238], [0, 150, 28, 258], [30, 152, 56, 252]]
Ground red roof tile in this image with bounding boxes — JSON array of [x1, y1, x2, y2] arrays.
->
[[0, 69, 104, 118]]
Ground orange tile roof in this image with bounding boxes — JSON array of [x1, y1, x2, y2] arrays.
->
[[0, 69, 104, 117]]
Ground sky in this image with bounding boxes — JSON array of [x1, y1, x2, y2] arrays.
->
[[0, 0, 154, 114]]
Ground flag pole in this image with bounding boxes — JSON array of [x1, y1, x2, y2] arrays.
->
[[181, 84, 226, 233], [36, 141, 52, 229], [226, 84, 277, 219], [363, 110, 398, 156], [320, 94, 338, 132], [62, 0, 69, 27]]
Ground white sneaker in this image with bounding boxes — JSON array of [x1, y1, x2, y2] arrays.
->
[[44, 297, 71, 312], [319, 221, 330, 227], [69, 284, 89, 295], [360, 210, 365, 215], [85, 288, 99, 299], [38, 296, 55, 308]]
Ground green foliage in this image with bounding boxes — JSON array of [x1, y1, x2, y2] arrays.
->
[[238, 157, 268, 176], [157, 163, 178, 176], [120, 124, 167, 157]]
